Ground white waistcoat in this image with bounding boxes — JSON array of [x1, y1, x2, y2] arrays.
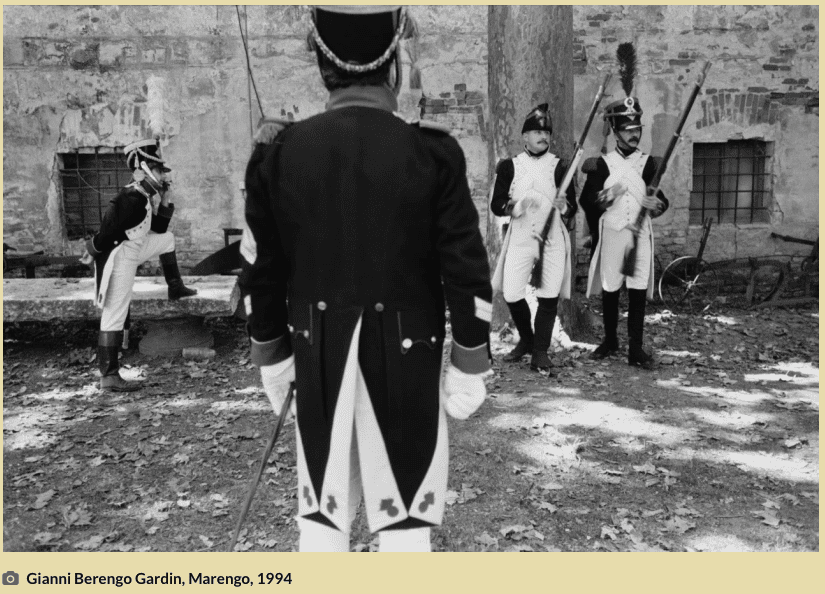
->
[[602, 150, 651, 234], [509, 151, 559, 246]]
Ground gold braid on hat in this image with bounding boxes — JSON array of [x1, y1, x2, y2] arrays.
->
[[125, 146, 164, 170], [309, 7, 408, 73]]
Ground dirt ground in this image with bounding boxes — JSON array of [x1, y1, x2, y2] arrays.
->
[[2, 301, 819, 552]]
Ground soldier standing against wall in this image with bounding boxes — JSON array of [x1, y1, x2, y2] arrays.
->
[[239, 5, 492, 552], [83, 139, 197, 391], [490, 104, 577, 374], [579, 44, 668, 370]]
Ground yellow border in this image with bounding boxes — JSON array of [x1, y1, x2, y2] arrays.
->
[[1, 2, 821, 593]]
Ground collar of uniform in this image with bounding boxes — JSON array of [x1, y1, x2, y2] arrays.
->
[[326, 84, 398, 113], [615, 145, 638, 158], [524, 146, 550, 159], [127, 181, 153, 199]]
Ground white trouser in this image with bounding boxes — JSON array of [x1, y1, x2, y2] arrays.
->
[[502, 235, 565, 302], [100, 231, 175, 332], [599, 226, 651, 292], [297, 424, 432, 552]]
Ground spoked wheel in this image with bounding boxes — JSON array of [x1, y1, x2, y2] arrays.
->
[[659, 256, 720, 313]]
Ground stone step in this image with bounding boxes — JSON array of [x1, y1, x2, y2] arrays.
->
[[2, 276, 240, 322]]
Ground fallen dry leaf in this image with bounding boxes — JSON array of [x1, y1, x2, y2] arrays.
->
[[600, 525, 618, 540], [474, 532, 498, 547], [633, 462, 657, 475], [661, 517, 696, 535], [752, 509, 780, 528], [74, 534, 105, 551], [32, 489, 56, 510], [33, 532, 62, 545]]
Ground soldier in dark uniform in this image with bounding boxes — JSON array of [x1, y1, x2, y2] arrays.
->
[[239, 5, 492, 552], [579, 44, 668, 370], [84, 139, 196, 391], [489, 104, 577, 373]]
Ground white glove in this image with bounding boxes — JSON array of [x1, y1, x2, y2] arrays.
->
[[253, 118, 288, 145], [597, 181, 626, 206], [511, 189, 544, 218], [441, 365, 487, 420], [260, 355, 296, 418]]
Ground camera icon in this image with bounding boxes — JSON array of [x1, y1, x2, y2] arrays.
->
[[2, 571, 19, 585]]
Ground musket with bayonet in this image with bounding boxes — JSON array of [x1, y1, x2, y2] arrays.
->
[[530, 73, 612, 288], [620, 61, 711, 277]]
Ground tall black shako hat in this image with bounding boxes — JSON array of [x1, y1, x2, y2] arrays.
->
[[124, 139, 171, 173], [522, 103, 553, 134], [604, 42, 643, 132], [309, 5, 408, 73]]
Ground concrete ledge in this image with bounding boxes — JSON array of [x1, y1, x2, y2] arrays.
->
[[2, 276, 240, 322]]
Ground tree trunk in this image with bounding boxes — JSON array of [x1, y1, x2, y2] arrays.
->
[[487, 6, 592, 339]]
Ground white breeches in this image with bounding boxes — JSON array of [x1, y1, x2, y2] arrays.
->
[[297, 429, 432, 552], [599, 226, 651, 292], [100, 231, 175, 331], [502, 234, 565, 302]]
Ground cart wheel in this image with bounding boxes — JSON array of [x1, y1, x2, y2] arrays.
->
[[659, 256, 719, 313]]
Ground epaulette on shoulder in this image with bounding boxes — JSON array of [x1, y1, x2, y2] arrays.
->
[[581, 157, 602, 174], [394, 112, 452, 136]]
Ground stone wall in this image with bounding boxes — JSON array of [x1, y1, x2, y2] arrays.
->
[[571, 5, 819, 288], [3, 6, 818, 280], [2, 5, 490, 269]]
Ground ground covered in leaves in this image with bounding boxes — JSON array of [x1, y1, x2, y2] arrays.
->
[[3, 303, 819, 552]]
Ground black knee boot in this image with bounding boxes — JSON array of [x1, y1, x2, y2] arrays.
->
[[159, 251, 197, 300], [628, 289, 654, 369], [503, 299, 534, 362], [531, 297, 557, 373], [98, 331, 140, 392], [591, 290, 620, 359]]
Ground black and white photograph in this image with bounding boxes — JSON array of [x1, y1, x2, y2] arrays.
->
[[3, 4, 818, 556]]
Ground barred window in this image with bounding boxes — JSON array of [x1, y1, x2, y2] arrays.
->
[[59, 148, 131, 240], [690, 140, 773, 225]]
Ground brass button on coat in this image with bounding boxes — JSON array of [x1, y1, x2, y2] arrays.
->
[[317, 301, 327, 311], [374, 303, 384, 312], [402, 338, 413, 349]]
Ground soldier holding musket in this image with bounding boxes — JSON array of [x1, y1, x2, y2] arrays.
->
[[490, 104, 577, 374], [579, 44, 668, 370], [239, 5, 492, 552]]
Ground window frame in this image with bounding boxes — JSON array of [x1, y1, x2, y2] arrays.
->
[[689, 139, 773, 226], [58, 147, 131, 240]]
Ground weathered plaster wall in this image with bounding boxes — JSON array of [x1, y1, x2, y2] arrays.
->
[[3, 5, 491, 268], [572, 5, 819, 277], [3, 5, 818, 276]]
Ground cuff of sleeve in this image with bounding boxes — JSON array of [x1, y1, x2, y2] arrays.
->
[[451, 340, 491, 375], [251, 332, 293, 367], [85, 238, 102, 257], [156, 203, 174, 218]]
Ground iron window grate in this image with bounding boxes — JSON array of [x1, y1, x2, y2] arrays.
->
[[59, 147, 131, 240], [689, 140, 773, 226]]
